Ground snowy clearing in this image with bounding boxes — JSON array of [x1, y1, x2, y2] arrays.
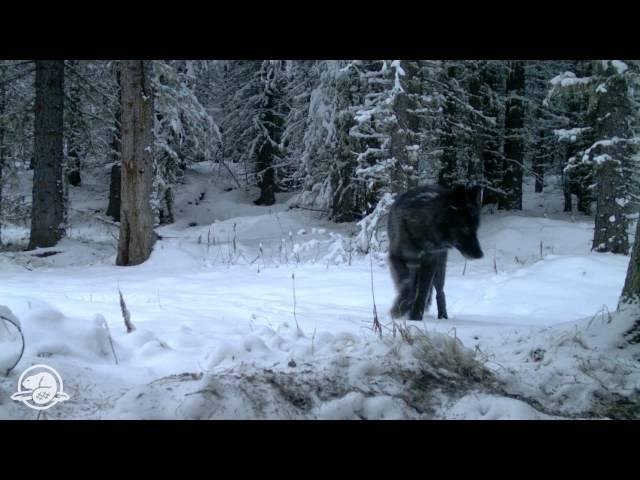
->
[[1, 164, 638, 419]]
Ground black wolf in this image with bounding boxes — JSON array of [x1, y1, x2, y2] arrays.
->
[[387, 184, 483, 321]]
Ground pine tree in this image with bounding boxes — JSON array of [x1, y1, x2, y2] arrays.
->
[[524, 60, 575, 194], [322, 61, 364, 222], [500, 60, 525, 210], [545, 60, 638, 253], [350, 60, 415, 213], [29, 60, 65, 250], [218, 60, 287, 204], [280, 60, 318, 192], [482, 63, 508, 206], [296, 60, 362, 221], [153, 60, 219, 222], [65, 60, 86, 187], [589, 61, 638, 254], [106, 62, 122, 221], [545, 61, 597, 214], [436, 60, 475, 190], [0, 64, 6, 245], [57, 60, 122, 221], [348, 60, 425, 252], [252, 60, 286, 206], [0, 61, 36, 244], [389, 60, 422, 194], [116, 60, 156, 266]]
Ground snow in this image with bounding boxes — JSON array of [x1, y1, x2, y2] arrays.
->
[[439, 394, 562, 420], [582, 137, 626, 163], [0, 166, 637, 419], [554, 128, 589, 143], [0, 305, 22, 374], [611, 60, 629, 74], [390, 60, 405, 93], [550, 71, 592, 88], [593, 154, 613, 165]]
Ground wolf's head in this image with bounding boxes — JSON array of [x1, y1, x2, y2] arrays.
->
[[446, 185, 484, 260]]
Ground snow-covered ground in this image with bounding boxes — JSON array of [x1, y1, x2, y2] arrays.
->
[[1, 163, 638, 419]]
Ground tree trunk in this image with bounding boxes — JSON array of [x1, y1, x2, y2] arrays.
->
[[107, 65, 122, 221], [619, 210, 640, 343], [331, 110, 358, 222], [437, 62, 466, 190], [532, 129, 545, 193], [111, 65, 122, 165], [620, 215, 640, 305], [28, 60, 65, 250], [479, 63, 504, 207], [158, 185, 175, 225], [330, 65, 360, 223], [253, 62, 282, 207], [66, 59, 82, 187], [500, 61, 525, 210], [591, 69, 633, 255], [437, 89, 459, 189], [0, 69, 5, 245], [253, 117, 277, 206], [465, 63, 485, 187], [592, 153, 629, 254], [106, 163, 121, 221], [116, 60, 156, 266], [390, 60, 420, 194]]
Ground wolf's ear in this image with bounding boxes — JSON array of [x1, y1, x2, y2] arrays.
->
[[467, 185, 483, 206]]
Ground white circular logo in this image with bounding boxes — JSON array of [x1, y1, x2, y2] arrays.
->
[[10, 364, 70, 410]]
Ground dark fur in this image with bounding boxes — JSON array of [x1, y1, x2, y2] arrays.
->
[[387, 184, 483, 321]]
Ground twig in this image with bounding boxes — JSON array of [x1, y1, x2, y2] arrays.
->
[[0, 66, 36, 87], [291, 272, 302, 336], [214, 156, 242, 189], [232, 223, 237, 256], [311, 328, 317, 356], [1, 313, 25, 375], [99, 316, 119, 365], [369, 254, 382, 338], [288, 205, 330, 214], [118, 288, 135, 333], [94, 214, 119, 227]]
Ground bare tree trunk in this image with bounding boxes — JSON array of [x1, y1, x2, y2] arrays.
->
[[591, 69, 633, 255], [28, 60, 65, 250], [592, 152, 629, 254], [0, 69, 5, 245], [479, 63, 505, 207], [437, 62, 465, 190], [532, 129, 545, 193], [106, 65, 122, 221], [619, 209, 640, 343], [66, 60, 82, 187], [330, 112, 358, 223], [500, 60, 525, 210], [620, 216, 640, 305], [466, 63, 485, 187], [390, 60, 420, 194], [253, 108, 277, 206], [116, 60, 156, 266], [106, 163, 121, 221], [254, 61, 283, 207]]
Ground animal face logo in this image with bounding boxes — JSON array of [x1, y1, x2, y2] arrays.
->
[[11, 364, 70, 410]]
